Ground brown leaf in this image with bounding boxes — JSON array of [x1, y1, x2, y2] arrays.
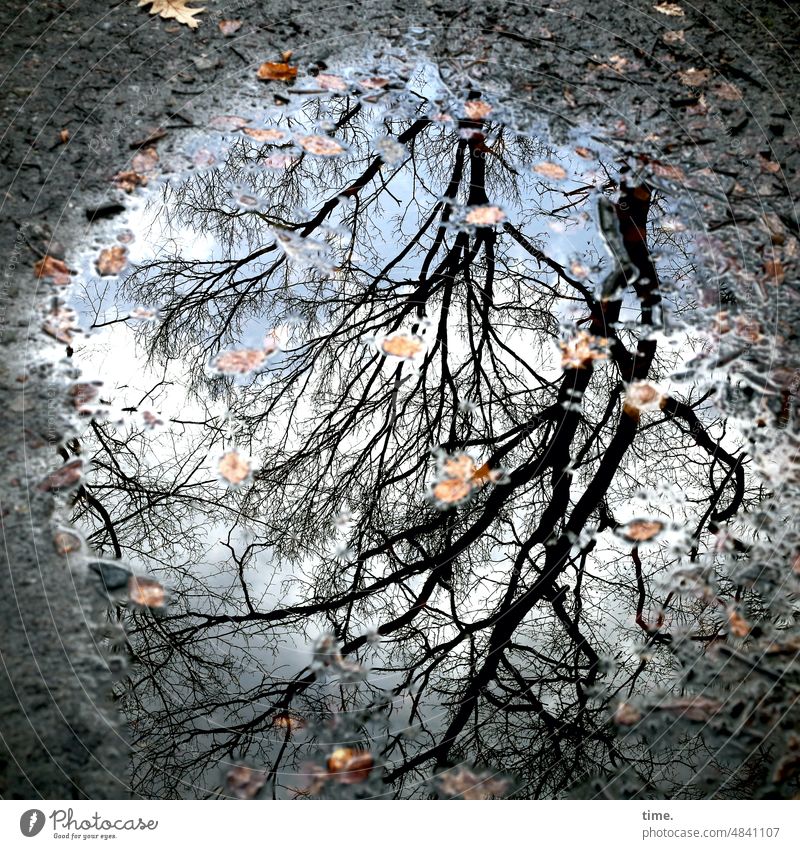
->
[[677, 67, 712, 87], [533, 161, 568, 180], [651, 162, 685, 181], [614, 701, 642, 725], [727, 608, 751, 638], [42, 306, 78, 344], [70, 382, 101, 414], [560, 331, 608, 369], [315, 73, 349, 91], [131, 146, 159, 173], [260, 152, 297, 170], [241, 127, 288, 142], [34, 255, 73, 285], [359, 76, 390, 89], [96, 246, 128, 276], [657, 696, 723, 721], [765, 258, 785, 284], [256, 61, 298, 82], [431, 477, 472, 505], [464, 100, 493, 120], [113, 170, 148, 193], [211, 348, 269, 374], [128, 576, 167, 608], [436, 766, 510, 800], [137, 0, 205, 30], [712, 81, 742, 101], [218, 18, 242, 36], [226, 765, 266, 799], [58, 128, 70, 144], [53, 530, 81, 555], [326, 748, 373, 784], [662, 29, 685, 44], [654, 2, 685, 15], [208, 114, 250, 131], [296, 134, 345, 156], [622, 519, 664, 542], [38, 459, 82, 492], [379, 332, 424, 360], [218, 451, 251, 486], [466, 205, 505, 225]]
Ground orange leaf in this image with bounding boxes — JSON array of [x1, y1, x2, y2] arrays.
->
[[257, 61, 298, 82]]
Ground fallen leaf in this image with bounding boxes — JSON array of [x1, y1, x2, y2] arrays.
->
[[654, 2, 685, 15], [662, 29, 685, 44], [241, 127, 288, 142], [218, 451, 251, 486], [464, 99, 493, 120], [326, 748, 373, 784], [677, 67, 712, 87], [113, 170, 148, 193], [131, 146, 159, 172], [614, 701, 642, 725], [211, 348, 270, 374], [379, 332, 424, 359], [96, 246, 128, 276], [208, 114, 250, 131], [656, 696, 723, 721], [623, 381, 665, 413], [260, 152, 297, 169], [53, 530, 81, 555], [226, 765, 266, 799], [38, 459, 82, 492], [712, 81, 742, 100], [257, 61, 298, 82], [70, 382, 101, 413], [466, 205, 505, 225], [272, 712, 306, 732], [218, 18, 242, 36], [560, 331, 608, 369], [533, 161, 568, 180], [359, 76, 390, 89], [128, 576, 167, 608], [315, 73, 349, 91], [757, 154, 781, 174], [34, 255, 73, 285], [43, 306, 78, 344], [651, 162, 685, 181], [142, 410, 163, 428], [137, 0, 205, 29], [436, 766, 510, 800], [58, 128, 70, 144], [622, 519, 665, 542], [727, 608, 751, 637], [765, 258, 785, 284], [432, 477, 472, 505], [296, 134, 346, 156], [574, 146, 594, 159]]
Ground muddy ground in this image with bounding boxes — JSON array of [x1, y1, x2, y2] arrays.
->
[[0, 0, 798, 798]]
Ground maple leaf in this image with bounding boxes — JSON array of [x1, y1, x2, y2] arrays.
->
[[138, 0, 205, 30]]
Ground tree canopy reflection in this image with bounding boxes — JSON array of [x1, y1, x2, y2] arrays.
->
[[72, 67, 764, 799]]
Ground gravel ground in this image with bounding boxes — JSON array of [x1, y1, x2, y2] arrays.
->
[[1, 0, 797, 798]]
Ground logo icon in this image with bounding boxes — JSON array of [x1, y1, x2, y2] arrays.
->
[[20, 810, 45, 837]]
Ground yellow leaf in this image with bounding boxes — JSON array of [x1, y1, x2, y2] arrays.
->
[[137, 0, 205, 29], [257, 61, 298, 82]]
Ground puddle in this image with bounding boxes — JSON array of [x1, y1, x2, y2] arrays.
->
[[51, 55, 797, 799]]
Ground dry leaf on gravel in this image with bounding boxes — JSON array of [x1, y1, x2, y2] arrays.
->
[[34, 255, 73, 285], [138, 0, 205, 29], [218, 18, 242, 36], [113, 170, 148, 193], [257, 61, 298, 82]]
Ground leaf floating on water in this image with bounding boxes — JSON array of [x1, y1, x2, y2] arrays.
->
[[326, 748, 374, 784], [128, 575, 167, 608], [296, 134, 346, 156], [142, 410, 164, 429], [533, 161, 568, 180], [218, 451, 252, 486], [315, 73, 349, 91], [272, 712, 306, 733], [53, 530, 81, 555], [372, 136, 407, 165], [208, 114, 250, 131], [466, 205, 506, 226], [69, 382, 102, 414], [217, 18, 242, 36], [138, 0, 206, 29], [34, 255, 73, 285], [211, 348, 270, 375], [560, 331, 608, 370], [727, 608, 751, 637], [241, 127, 288, 142], [430, 451, 501, 509], [431, 476, 472, 506], [359, 76, 390, 90], [378, 332, 425, 360], [43, 305, 79, 344], [623, 381, 665, 414], [131, 146, 159, 173], [226, 765, 266, 800], [464, 99, 493, 120], [113, 170, 148, 193], [38, 459, 82, 492], [257, 61, 298, 82], [653, 2, 685, 15], [621, 519, 664, 542], [614, 701, 643, 726], [260, 152, 297, 170], [436, 766, 510, 800], [95, 246, 128, 277]]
